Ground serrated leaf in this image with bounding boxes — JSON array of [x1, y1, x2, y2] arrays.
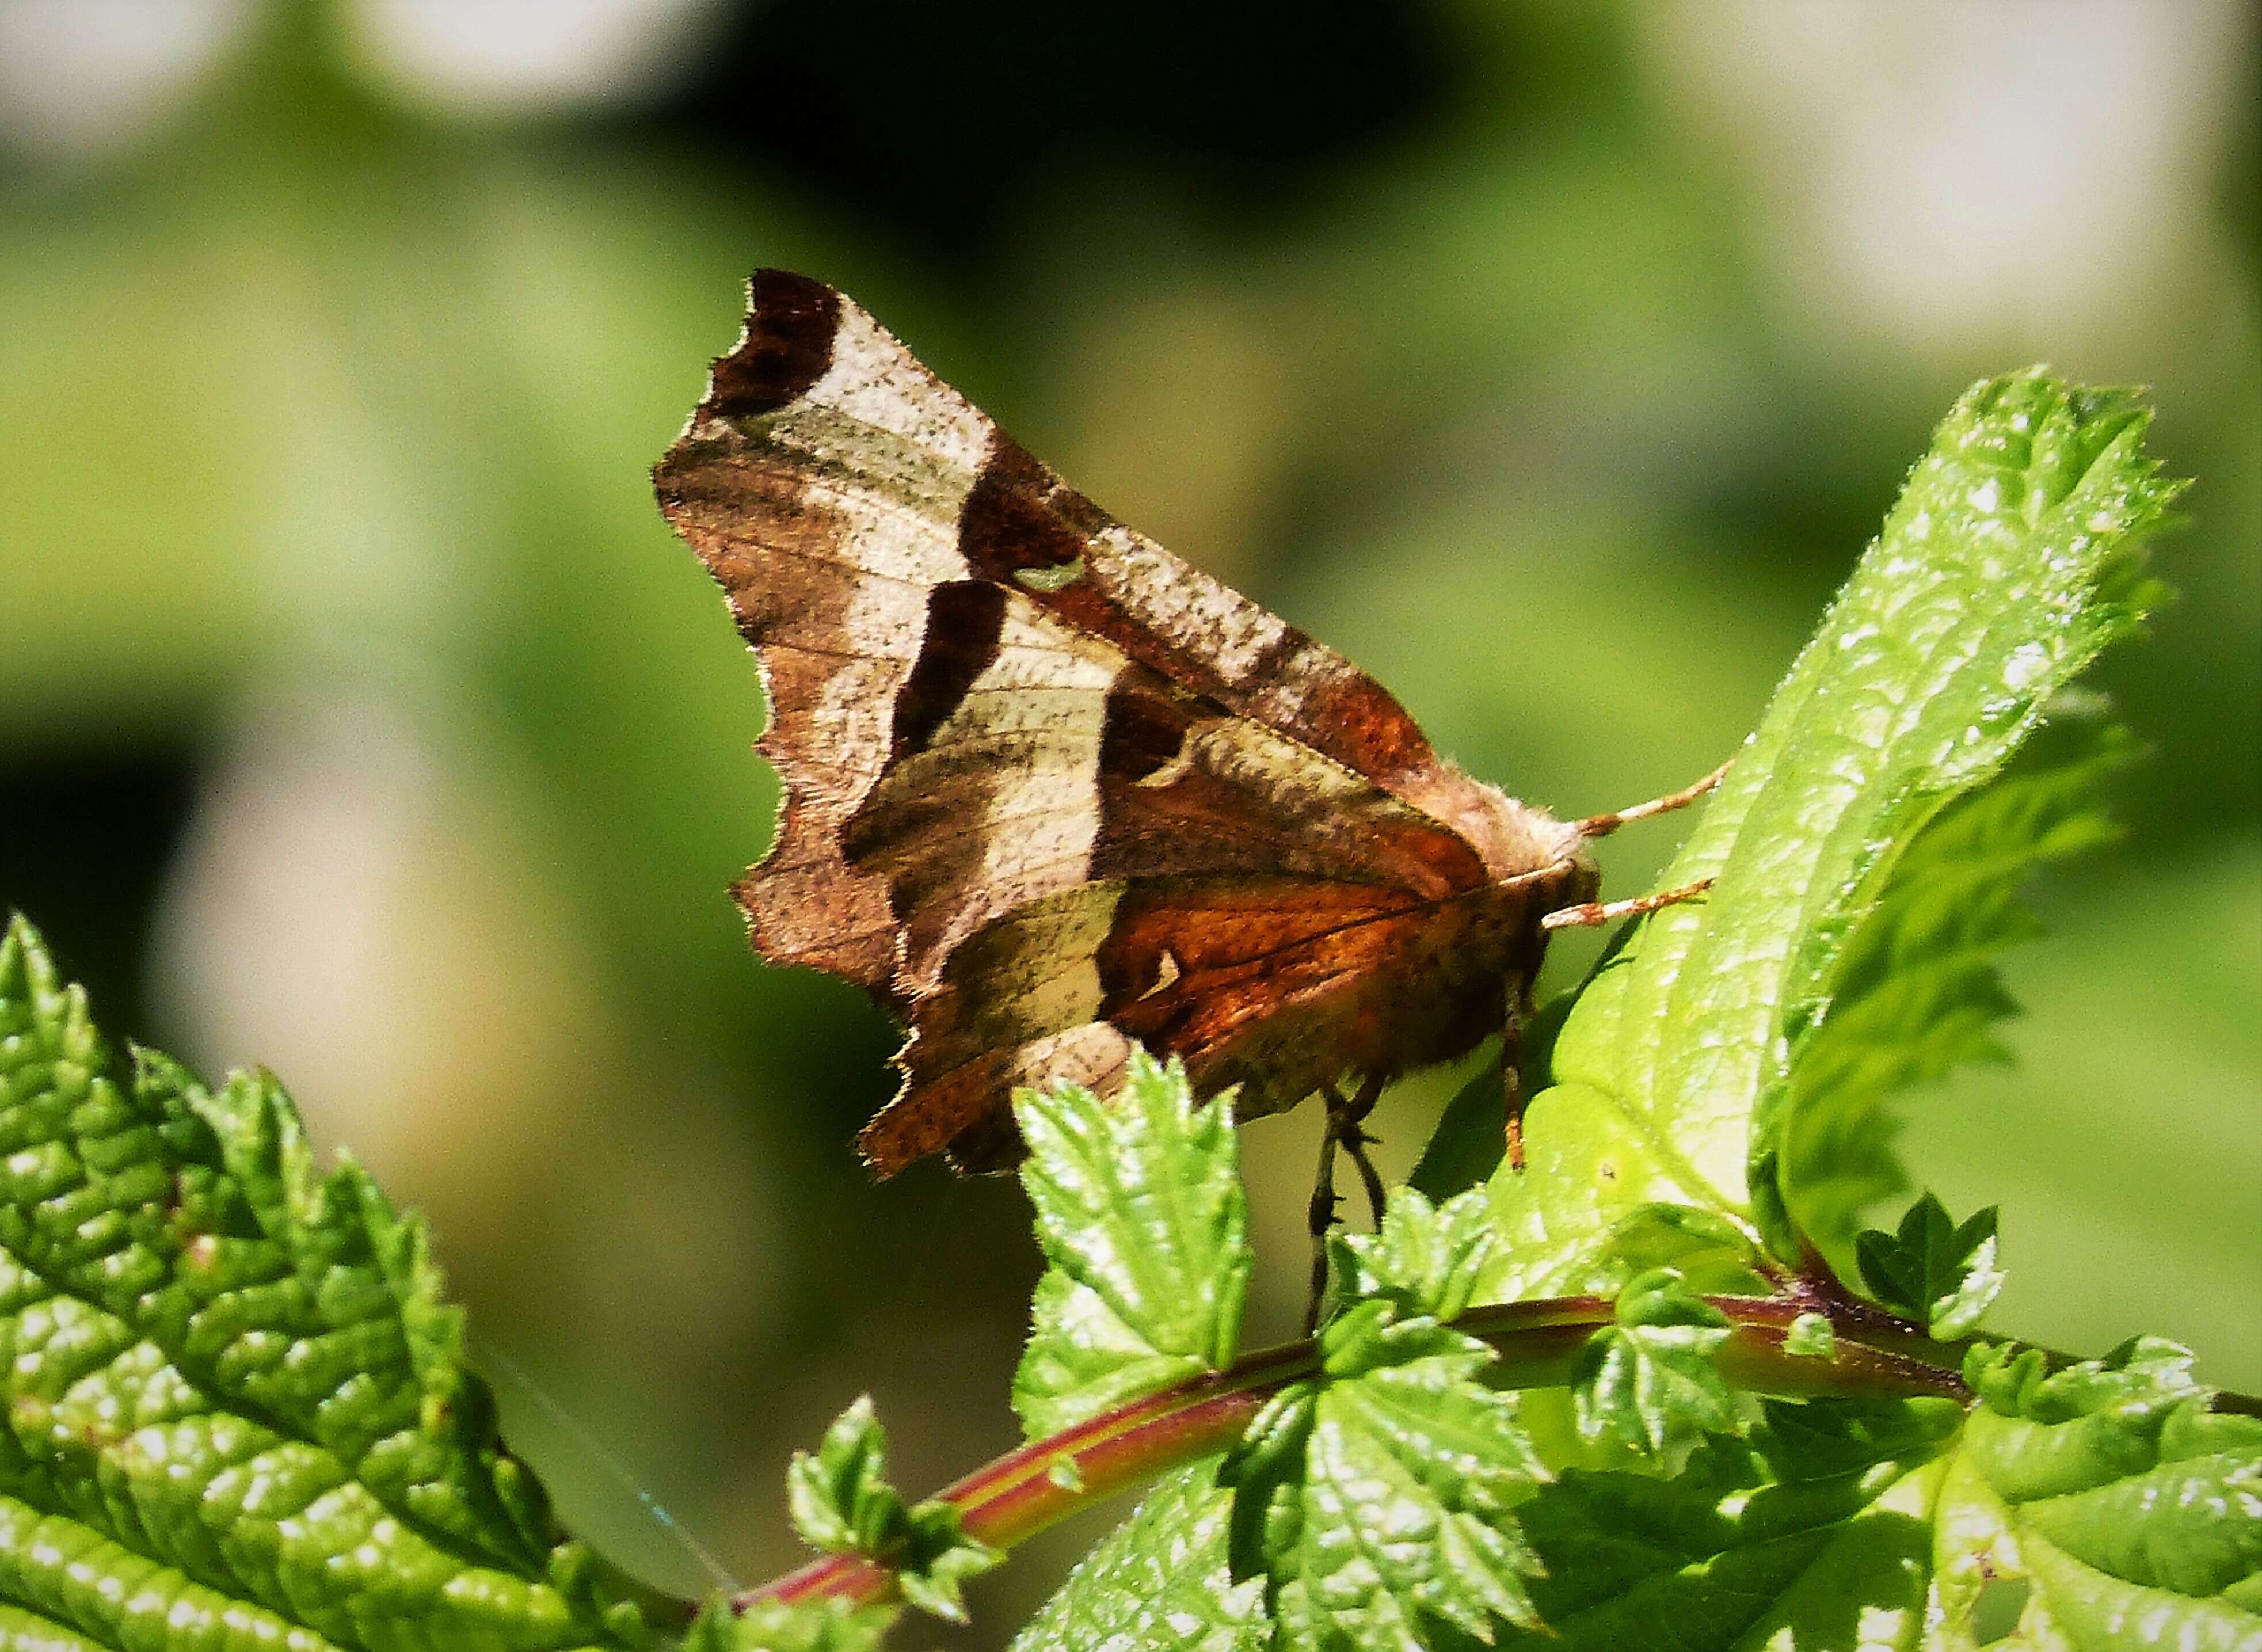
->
[[1220, 1381, 1319, 1585], [1477, 1346, 2259, 1650], [0, 916, 682, 1649], [1292, 1366, 1545, 1648], [686, 1596, 897, 1652], [786, 1396, 890, 1555], [1571, 1268, 1742, 1466], [1483, 372, 2179, 1291], [1490, 1399, 1964, 1650], [1013, 1053, 1252, 1438], [1783, 725, 2139, 1258], [1854, 1193, 2006, 1339], [782, 1396, 999, 1623], [1012, 1463, 1271, 1652], [1329, 1187, 1496, 1322], [1221, 1297, 1544, 1650], [1932, 1337, 2262, 1646]]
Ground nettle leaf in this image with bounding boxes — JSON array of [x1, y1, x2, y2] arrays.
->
[[0, 916, 687, 1650], [685, 1596, 896, 1652], [1218, 1286, 1545, 1651], [0, 919, 946, 1652], [1328, 1187, 1495, 1321], [1570, 1268, 1743, 1467], [785, 1398, 999, 1622], [1597, 1202, 1769, 1297], [1482, 372, 2177, 1295], [1011, 1463, 1271, 1652], [1013, 1053, 1252, 1438], [1936, 1337, 2262, 1646], [1854, 1193, 2006, 1339], [1491, 1399, 1964, 1649], [1783, 725, 2137, 1259], [787, 1397, 892, 1555]]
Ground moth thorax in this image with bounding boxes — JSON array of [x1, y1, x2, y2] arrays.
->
[[1421, 776, 1591, 889]]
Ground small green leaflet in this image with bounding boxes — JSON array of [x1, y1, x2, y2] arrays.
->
[[1597, 1201, 1769, 1296], [684, 1596, 896, 1652], [1479, 371, 2178, 1300], [785, 1396, 1000, 1621], [1854, 1193, 2006, 1339], [1570, 1267, 1743, 1467], [1010, 1464, 1270, 1652], [1220, 1189, 1547, 1652], [1938, 1337, 2262, 1646], [1013, 1053, 1252, 1438], [0, 916, 679, 1650], [1327, 1186, 1495, 1322], [1784, 1312, 1836, 1359]]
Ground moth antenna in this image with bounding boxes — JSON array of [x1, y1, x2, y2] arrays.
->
[[1541, 877, 1715, 931], [1573, 758, 1732, 839]]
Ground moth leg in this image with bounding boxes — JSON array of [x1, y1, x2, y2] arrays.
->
[[1336, 1071, 1389, 1230], [1305, 1088, 1346, 1335], [1305, 1074, 1391, 1333], [1572, 758, 1731, 840], [1541, 877, 1714, 932]]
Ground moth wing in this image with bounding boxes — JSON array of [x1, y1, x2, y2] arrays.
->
[[654, 272, 1561, 1174], [655, 272, 1497, 981]]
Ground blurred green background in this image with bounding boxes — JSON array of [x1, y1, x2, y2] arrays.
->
[[1, 0, 2255, 1635]]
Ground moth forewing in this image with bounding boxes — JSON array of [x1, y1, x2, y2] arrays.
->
[[657, 269, 1705, 1193]]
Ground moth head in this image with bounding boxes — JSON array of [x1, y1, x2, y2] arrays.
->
[[1427, 778, 1596, 892]]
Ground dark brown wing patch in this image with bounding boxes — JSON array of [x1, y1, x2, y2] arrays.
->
[[703, 270, 842, 420]]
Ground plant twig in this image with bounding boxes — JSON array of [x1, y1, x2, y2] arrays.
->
[[737, 1286, 1988, 1613]]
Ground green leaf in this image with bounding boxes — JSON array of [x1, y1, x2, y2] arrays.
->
[[1013, 1052, 1252, 1438], [787, 1396, 890, 1555], [0, 915, 683, 1649], [783, 1397, 1000, 1623], [684, 1596, 897, 1652], [1328, 1187, 1496, 1322], [1934, 1337, 2262, 1645], [1854, 1193, 2006, 1339], [1483, 371, 2178, 1291], [1784, 1313, 1836, 1360], [1597, 1202, 1769, 1296], [1782, 724, 2139, 1259], [1011, 1464, 1271, 1652], [1492, 1399, 1964, 1650], [1571, 1268, 1743, 1467], [1220, 1297, 1545, 1650], [1457, 1345, 2260, 1650]]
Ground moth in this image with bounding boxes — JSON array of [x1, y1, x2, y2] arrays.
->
[[654, 271, 1716, 1221]]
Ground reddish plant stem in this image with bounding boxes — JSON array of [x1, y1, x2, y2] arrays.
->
[[740, 1289, 1970, 1612]]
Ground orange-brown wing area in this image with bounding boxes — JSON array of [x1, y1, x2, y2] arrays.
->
[[865, 869, 1577, 1176]]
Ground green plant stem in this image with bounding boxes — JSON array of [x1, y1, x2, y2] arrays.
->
[[738, 1289, 1979, 1613]]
